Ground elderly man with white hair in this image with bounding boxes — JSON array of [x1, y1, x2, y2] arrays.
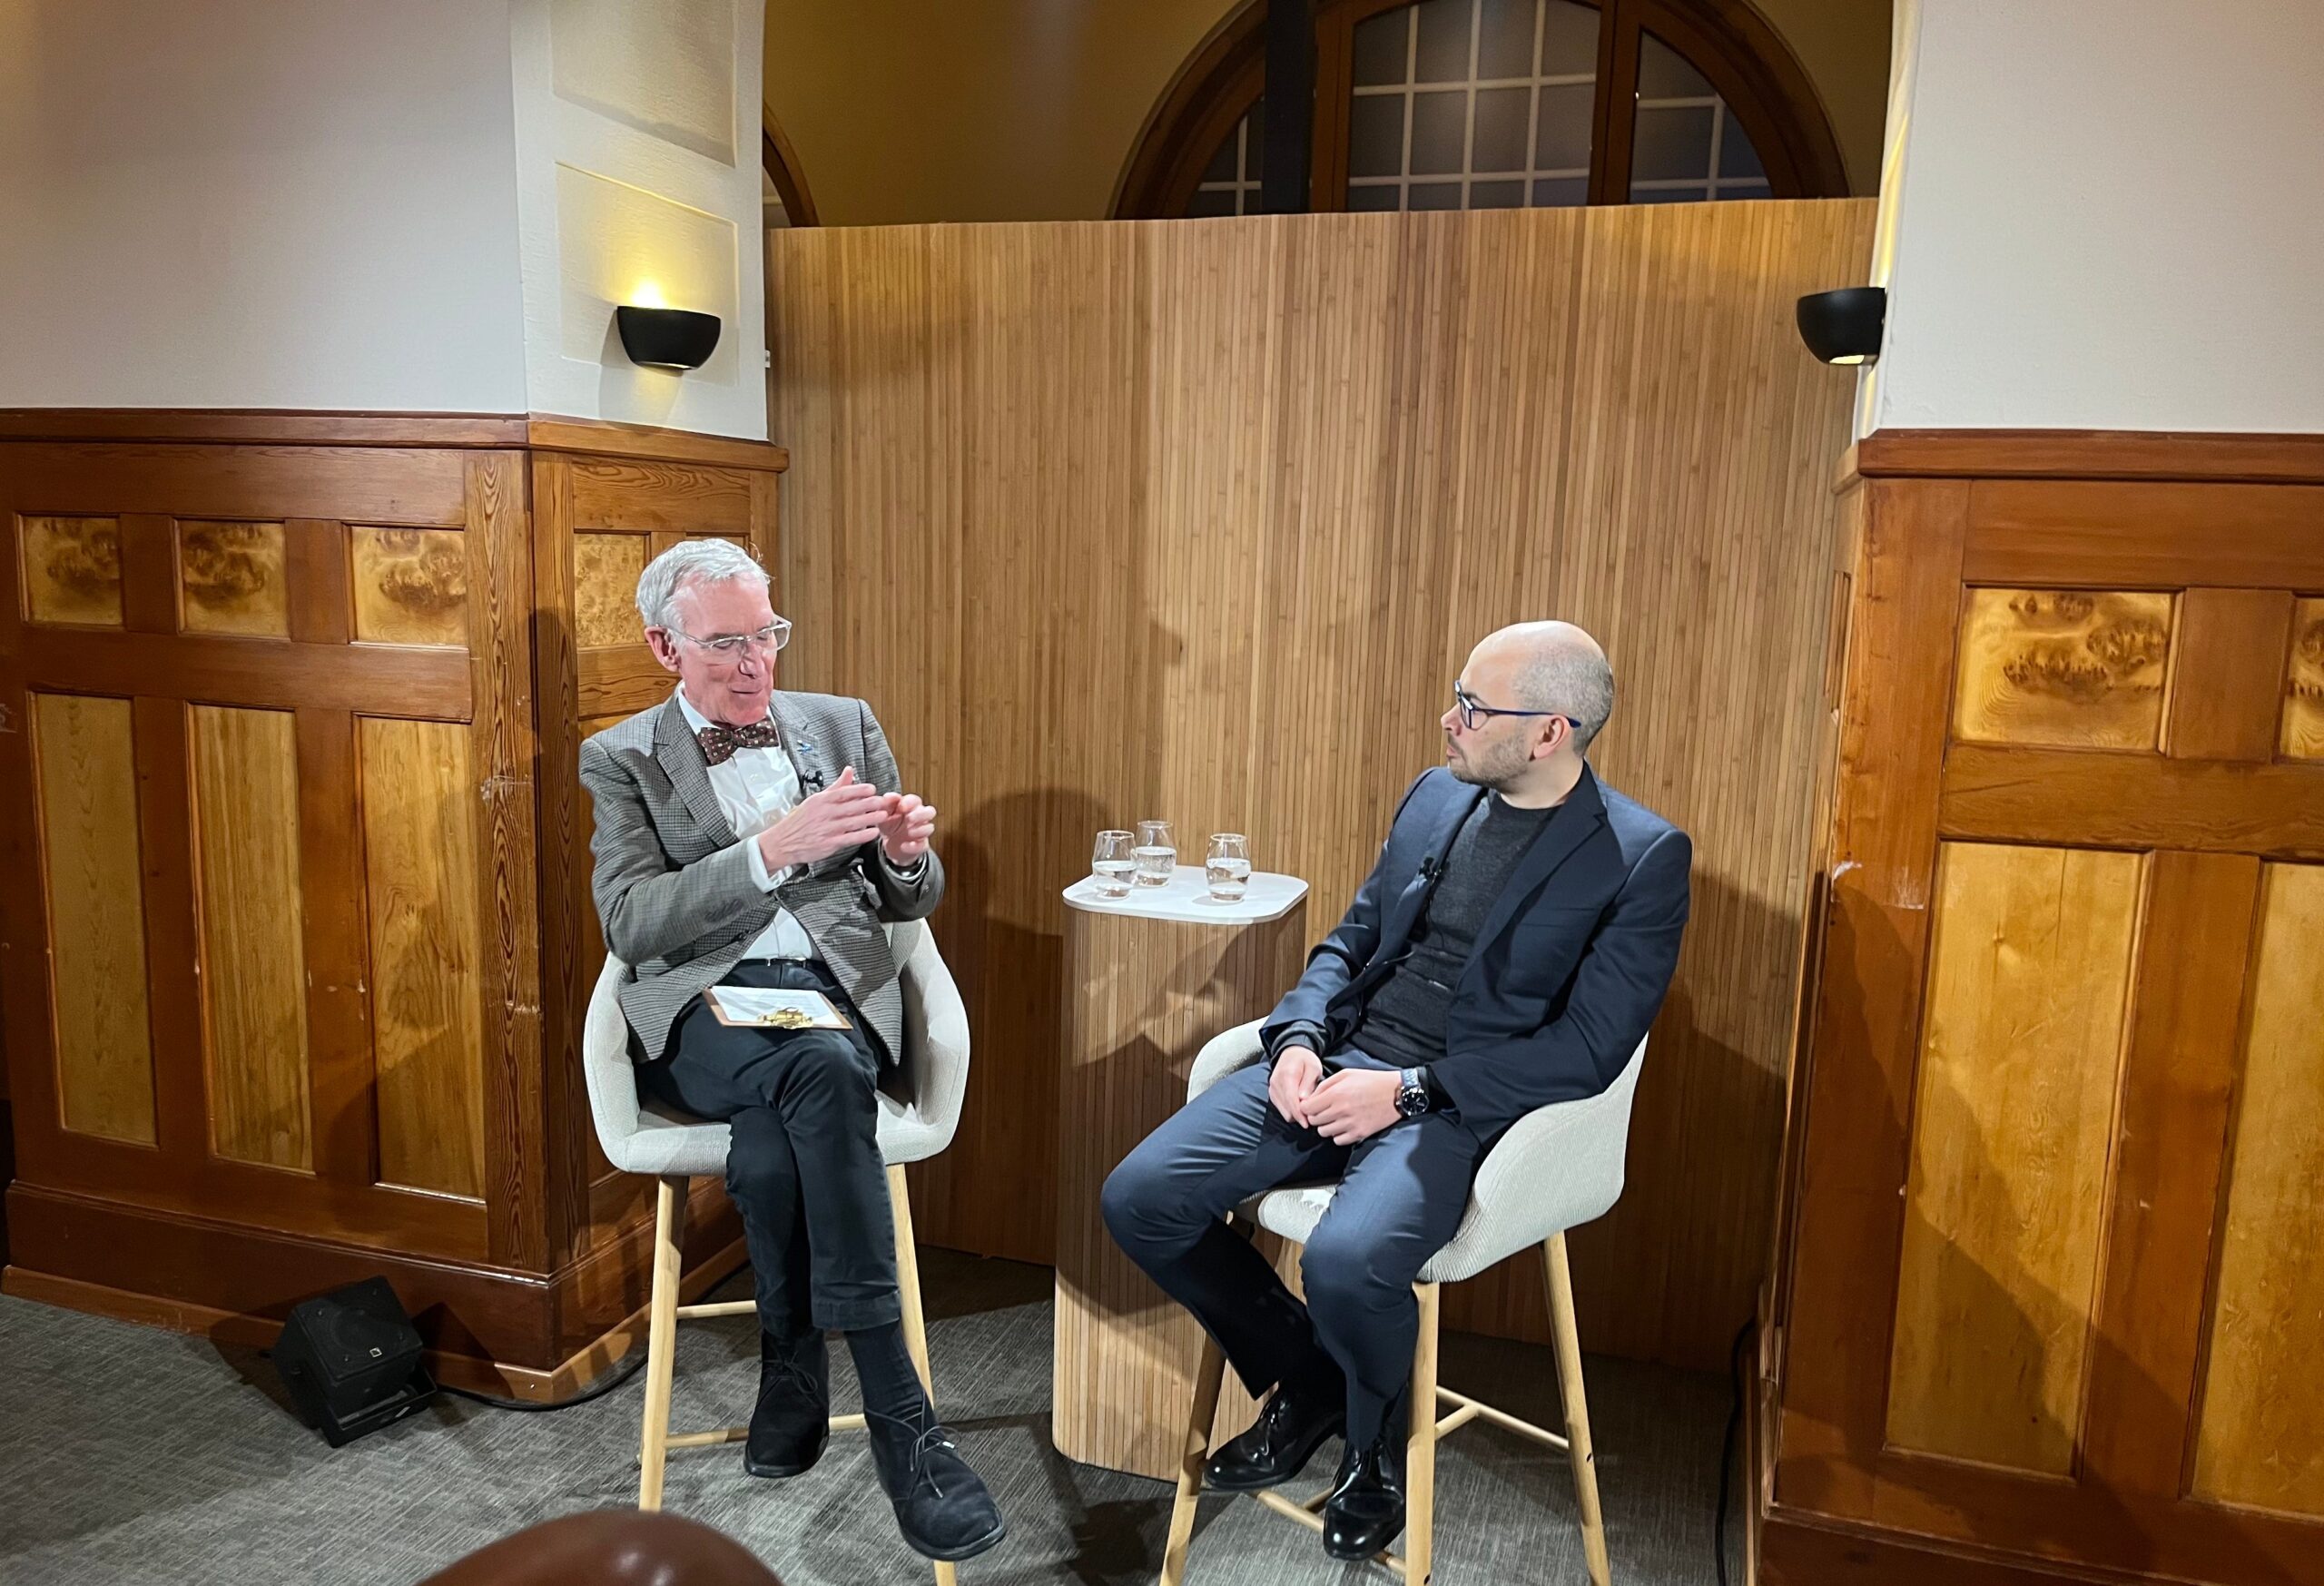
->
[[1103, 621, 1691, 1563], [579, 539, 1002, 1562]]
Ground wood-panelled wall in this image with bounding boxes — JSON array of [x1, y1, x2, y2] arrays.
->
[[0, 414, 783, 1394], [1758, 433, 2324, 1586], [770, 200, 1875, 1368]]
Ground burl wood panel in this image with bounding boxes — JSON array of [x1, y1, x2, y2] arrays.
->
[[177, 520, 289, 637], [189, 704, 313, 1171], [1886, 841, 2142, 1476], [1054, 901, 1309, 1479], [2284, 598, 2324, 760], [30, 691, 155, 1143], [770, 199, 1875, 1367], [360, 715, 487, 1200], [573, 533, 647, 650], [1952, 588, 2174, 750], [352, 526, 469, 647], [2192, 861, 2324, 1518], [22, 516, 124, 626]]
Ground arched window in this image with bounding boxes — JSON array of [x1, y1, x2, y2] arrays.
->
[[762, 108, 819, 229], [1114, 0, 1845, 219]]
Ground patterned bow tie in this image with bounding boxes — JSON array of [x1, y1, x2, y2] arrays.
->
[[696, 719, 782, 766]]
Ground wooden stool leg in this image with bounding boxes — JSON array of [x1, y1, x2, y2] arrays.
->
[[1545, 1233, 1610, 1586], [887, 1164, 958, 1586], [637, 1177, 687, 1512], [1403, 1283, 1441, 1585], [1159, 1331, 1227, 1586]]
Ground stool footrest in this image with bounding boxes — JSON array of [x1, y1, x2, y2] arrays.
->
[[675, 1301, 760, 1320], [665, 1412, 871, 1451], [1435, 1386, 1570, 1451], [1249, 1491, 1407, 1575]]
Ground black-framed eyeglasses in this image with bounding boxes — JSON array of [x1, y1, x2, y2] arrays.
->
[[665, 617, 793, 659], [1452, 681, 1578, 734]]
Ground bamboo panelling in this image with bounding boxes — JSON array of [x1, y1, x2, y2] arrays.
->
[[770, 200, 1875, 1366]]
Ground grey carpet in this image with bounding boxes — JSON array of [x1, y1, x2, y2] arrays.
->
[[0, 1250, 1741, 1585]]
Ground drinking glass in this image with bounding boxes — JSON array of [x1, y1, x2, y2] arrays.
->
[[1206, 833, 1252, 902], [1134, 820, 1176, 888], [1091, 831, 1136, 898]]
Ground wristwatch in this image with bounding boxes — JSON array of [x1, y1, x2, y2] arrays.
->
[[1394, 1068, 1433, 1119]]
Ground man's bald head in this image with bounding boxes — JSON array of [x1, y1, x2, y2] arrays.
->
[[1476, 621, 1615, 752]]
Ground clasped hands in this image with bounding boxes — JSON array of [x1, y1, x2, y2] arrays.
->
[[1267, 1045, 1403, 1146], [753, 766, 936, 872]]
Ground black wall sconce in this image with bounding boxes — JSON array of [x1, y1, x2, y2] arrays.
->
[[1796, 287, 1886, 366], [616, 305, 723, 370]]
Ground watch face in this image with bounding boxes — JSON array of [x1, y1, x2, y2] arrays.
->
[[1397, 1080, 1429, 1118]]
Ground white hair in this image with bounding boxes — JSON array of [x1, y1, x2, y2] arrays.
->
[[634, 538, 769, 633]]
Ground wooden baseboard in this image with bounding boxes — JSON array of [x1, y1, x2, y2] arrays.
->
[[1757, 1508, 2179, 1586], [1, 1181, 745, 1389]]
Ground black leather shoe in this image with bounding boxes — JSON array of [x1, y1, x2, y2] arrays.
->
[[865, 1395, 1006, 1561], [1204, 1372, 1346, 1492], [1322, 1435, 1406, 1561], [743, 1331, 829, 1479]]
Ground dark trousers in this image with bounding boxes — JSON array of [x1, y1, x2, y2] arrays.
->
[[1100, 1063, 1482, 1450], [637, 959, 899, 1337]]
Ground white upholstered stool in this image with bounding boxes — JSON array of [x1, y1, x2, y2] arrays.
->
[[580, 921, 971, 1583], [1157, 1020, 1648, 1586]]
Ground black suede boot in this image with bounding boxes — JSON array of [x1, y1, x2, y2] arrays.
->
[[743, 1330, 830, 1479], [863, 1390, 1006, 1561], [1321, 1432, 1406, 1560], [1203, 1358, 1347, 1492]]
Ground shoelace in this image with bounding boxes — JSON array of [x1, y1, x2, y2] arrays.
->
[[763, 1354, 822, 1400], [865, 1406, 961, 1498]]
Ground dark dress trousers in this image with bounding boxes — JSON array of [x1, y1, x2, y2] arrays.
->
[[1104, 765, 1690, 1450]]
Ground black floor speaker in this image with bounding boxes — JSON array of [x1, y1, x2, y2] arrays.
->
[[272, 1277, 437, 1446]]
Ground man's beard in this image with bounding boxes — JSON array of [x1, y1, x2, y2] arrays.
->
[[1447, 735, 1529, 791]]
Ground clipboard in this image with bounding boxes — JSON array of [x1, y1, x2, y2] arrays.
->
[[704, 986, 855, 1031]]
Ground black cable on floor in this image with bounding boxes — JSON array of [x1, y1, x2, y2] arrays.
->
[[434, 1345, 652, 1413], [1715, 1316, 1755, 1586]]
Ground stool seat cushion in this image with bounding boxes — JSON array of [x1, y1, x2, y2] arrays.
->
[[582, 920, 969, 1179], [1190, 1019, 1647, 1282]]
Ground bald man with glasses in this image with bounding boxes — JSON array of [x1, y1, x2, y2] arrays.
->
[[581, 539, 1002, 1563], [1103, 621, 1691, 1563]]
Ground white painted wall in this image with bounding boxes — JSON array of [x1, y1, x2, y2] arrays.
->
[[1868, 0, 2324, 433], [0, 0, 527, 412], [509, 0, 768, 438]]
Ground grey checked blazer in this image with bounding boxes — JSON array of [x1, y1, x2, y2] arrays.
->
[[580, 690, 943, 1069]]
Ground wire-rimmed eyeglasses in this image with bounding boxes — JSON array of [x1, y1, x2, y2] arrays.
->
[[667, 617, 792, 659], [1452, 681, 1578, 734]]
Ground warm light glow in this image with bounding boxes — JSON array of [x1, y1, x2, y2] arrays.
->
[[1832, 354, 1871, 366], [629, 280, 668, 310]]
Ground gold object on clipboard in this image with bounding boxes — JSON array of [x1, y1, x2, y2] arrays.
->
[[704, 986, 854, 1031]]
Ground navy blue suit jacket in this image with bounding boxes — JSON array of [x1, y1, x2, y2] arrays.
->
[[1260, 765, 1690, 1139]]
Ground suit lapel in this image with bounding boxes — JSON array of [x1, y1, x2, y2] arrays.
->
[[653, 697, 739, 849], [765, 693, 829, 796], [1472, 766, 1610, 953]]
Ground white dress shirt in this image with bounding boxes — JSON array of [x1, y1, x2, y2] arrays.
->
[[675, 688, 821, 962]]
